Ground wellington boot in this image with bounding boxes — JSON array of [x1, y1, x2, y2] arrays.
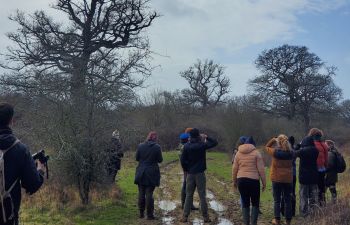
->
[[272, 218, 281, 225], [242, 207, 250, 225]]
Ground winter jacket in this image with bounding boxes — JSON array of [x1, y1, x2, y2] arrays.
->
[[314, 140, 328, 171], [134, 141, 163, 187], [265, 138, 293, 183], [180, 137, 218, 174], [325, 147, 338, 185], [232, 144, 266, 185], [295, 136, 319, 185], [0, 127, 44, 221]]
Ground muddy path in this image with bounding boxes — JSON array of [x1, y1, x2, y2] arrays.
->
[[154, 159, 241, 225]]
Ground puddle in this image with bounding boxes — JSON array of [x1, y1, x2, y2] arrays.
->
[[207, 190, 214, 200], [158, 200, 177, 212], [217, 218, 234, 225], [209, 200, 226, 213], [162, 216, 174, 225], [192, 218, 204, 225]]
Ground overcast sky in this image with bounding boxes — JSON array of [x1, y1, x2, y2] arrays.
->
[[1, 0, 350, 98]]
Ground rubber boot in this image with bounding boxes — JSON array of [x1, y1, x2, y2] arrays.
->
[[242, 207, 250, 225], [251, 207, 259, 225]]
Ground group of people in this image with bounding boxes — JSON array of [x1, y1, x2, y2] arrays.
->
[[134, 128, 218, 222], [232, 128, 344, 225], [133, 126, 344, 225]]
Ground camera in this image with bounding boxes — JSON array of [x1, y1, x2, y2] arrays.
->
[[32, 150, 50, 179]]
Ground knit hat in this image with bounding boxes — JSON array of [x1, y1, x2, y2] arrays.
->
[[180, 133, 190, 140], [239, 136, 249, 144], [189, 128, 200, 138], [245, 136, 256, 146]]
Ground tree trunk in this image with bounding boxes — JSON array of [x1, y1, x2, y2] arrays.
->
[[303, 113, 311, 133]]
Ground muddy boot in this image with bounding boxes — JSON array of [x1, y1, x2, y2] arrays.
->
[[242, 207, 250, 225], [180, 216, 188, 223], [251, 207, 259, 225], [139, 210, 144, 219], [286, 219, 292, 225], [272, 218, 281, 225], [203, 215, 211, 223]]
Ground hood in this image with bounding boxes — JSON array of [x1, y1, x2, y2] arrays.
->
[[0, 128, 17, 150], [238, 144, 256, 154], [145, 141, 157, 147]]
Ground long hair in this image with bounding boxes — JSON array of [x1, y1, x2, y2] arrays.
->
[[277, 134, 291, 151], [146, 131, 157, 142]]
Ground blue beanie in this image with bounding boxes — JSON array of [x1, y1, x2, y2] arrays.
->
[[245, 136, 256, 147], [180, 133, 190, 140]]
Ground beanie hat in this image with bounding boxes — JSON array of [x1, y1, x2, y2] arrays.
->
[[180, 133, 190, 140], [189, 128, 200, 138], [245, 136, 256, 147]]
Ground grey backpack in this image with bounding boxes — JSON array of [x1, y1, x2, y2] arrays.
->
[[0, 139, 20, 223]]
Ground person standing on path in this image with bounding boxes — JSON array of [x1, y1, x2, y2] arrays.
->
[[134, 131, 163, 220], [265, 135, 294, 225], [308, 128, 328, 206], [180, 128, 218, 223], [324, 140, 339, 203], [295, 136, 319, 217], [232, 136, 266, 225]]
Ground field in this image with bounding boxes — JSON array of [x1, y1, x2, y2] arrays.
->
[[19, 149, 350, 225]]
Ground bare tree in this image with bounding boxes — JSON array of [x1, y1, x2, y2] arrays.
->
[[0, 0, 158, 204], [249, 44, 342, 131], [340, 100, 350, 124], [180, 59, 230, 109]]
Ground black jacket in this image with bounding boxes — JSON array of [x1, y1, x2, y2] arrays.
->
[[134, 141, 163, 187], [180, 137, 218, 174], [0, 127, 44, 221], [325, 148, 338, 185], [295, 136, 319, 185]]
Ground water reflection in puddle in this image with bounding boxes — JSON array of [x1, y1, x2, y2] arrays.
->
[[192, 218, 204, 225], [207, 190, 214, 200], [209, 200, 226, 213], [158, 200, 177, 212], [162, 216, 174, 225], [217, 218, 234, 225]]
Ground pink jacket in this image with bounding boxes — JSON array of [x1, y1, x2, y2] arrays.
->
[[232, 144, 266, 186]]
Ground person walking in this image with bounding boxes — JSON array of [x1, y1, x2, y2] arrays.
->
[[232, 136, 266, 225], [265, 135, 293, 225], [324, 140, 339, 203], [295, 136, 319, 217], [309, 128, 328, 206], [180, 128, 218, 223], [134, 131, 163, 220]]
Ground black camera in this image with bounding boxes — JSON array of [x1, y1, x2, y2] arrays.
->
[[32, 150, 50, 179]]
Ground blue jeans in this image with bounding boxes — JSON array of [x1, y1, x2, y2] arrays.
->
[[272, 182, 293, 220]]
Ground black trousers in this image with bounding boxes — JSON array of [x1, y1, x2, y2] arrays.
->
[[138, 185, 155, 217], [318, 171, 326, 205], [237, 178, 260, 208]]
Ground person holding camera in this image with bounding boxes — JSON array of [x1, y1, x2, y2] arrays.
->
[[0, 103, 45, 225]]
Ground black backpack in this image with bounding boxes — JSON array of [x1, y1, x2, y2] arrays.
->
[[334, 151, 346, 173]]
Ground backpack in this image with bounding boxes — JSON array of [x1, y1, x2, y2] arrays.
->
[[0, 139, 20, 223], [334, 150, 346, 173]]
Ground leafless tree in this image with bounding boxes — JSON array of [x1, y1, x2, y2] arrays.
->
[[340, 100, 350, 124], [180, 59, 230, 109], [249, 44, 342, 132], [0, 0, 158, 204]]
